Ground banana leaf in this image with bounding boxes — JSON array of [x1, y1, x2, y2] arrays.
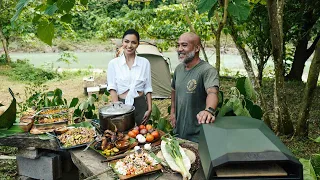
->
[[0, 88, 16, 129]]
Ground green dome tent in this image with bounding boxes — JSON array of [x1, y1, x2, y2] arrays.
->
[[136, 42, 172, 98]]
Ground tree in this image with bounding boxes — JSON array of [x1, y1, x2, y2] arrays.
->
[[296, 39, 320, 136], [243, 3, 271, 85], [267, 0, 294, 135], [284, 1, 320, 81], [228, 18, 272, 128], [0, 0, 16, 63]]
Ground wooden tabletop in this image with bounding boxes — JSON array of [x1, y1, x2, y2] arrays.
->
[[0, 133, 206, 179], [70, 147, 206, 180]]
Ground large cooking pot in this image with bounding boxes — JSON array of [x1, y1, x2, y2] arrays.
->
[[99, 102, 135, 132]]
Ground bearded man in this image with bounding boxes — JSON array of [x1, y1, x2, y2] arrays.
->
[[170, 32, 219, 142]]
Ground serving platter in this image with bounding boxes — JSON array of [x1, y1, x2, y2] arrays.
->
[[110, 150, 163, 180], [54, 122, 96, 150], [90, 140, 138, 159]]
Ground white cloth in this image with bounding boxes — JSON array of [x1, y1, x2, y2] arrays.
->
[[107, 54, 153, 105]]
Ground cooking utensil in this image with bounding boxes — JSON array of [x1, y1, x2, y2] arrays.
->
[[83, 134, 102, 152], [99, 102, 135, 132]]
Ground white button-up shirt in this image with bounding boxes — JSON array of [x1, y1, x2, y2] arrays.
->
[[107, 54, 153, 105]]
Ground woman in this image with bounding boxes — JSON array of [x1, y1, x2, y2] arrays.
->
[[107, 29, 152, 125]]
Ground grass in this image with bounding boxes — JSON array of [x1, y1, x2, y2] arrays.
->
[[0, 75, 319, 178]]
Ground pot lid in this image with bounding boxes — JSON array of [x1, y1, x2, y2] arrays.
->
[[99, 102, 134, 116]]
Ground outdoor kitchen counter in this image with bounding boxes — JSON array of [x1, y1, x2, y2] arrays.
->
[[0, 133, 205, 179], [69, 140, 206, 180]]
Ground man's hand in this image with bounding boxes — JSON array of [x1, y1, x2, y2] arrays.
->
[[170, 113, 176, 128], [197, 110, 216, 124]]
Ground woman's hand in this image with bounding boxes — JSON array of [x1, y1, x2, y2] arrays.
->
[[169, 113, 176, 128], [141, 110, 152, 125]]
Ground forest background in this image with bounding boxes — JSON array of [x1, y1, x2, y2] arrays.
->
[[0, 0, 320, 179]]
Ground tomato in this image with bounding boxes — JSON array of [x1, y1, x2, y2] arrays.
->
[[128, 131, 136, 138], [139, 125, 146, 130], [132, 129, 139, 135], [146, 124, 153, 130], [146, 134, 154, 142], [151, 131, 159, 139]]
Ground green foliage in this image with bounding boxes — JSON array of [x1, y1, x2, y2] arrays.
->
[[217, 77, 263, 119], [227, 0, 250, 22], [17, 84, 70, 113], [73, 94, 97, 122], [150, 104, 172, 133], [57, 51, 78, 67], [7, 59, 57, 83], [300, 158, 318, 180]]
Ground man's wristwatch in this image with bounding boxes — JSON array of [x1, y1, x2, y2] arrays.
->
[[205, 107, 216, 116]]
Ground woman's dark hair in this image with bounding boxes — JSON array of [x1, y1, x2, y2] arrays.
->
[[122, 29, 140, 43]]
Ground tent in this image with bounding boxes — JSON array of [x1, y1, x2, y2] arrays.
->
[[116, 42, 172, 98]]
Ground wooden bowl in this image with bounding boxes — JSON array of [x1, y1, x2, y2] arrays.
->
[[115, 140, 130, 150]]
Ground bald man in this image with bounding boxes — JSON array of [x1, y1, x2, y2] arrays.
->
[[170, 32, 219, 142]]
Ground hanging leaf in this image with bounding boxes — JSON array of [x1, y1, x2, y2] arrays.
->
[[54, 88, 63, 98], [88, 96, 96, 106], [61, 14, 72, 23], [57, 0, 75, 13], [37, 21, 54, 46], [101, 94, 108, 103], [197, 0, 218, 14], [233, 99, 251, 117], [314, 136, 320, 143], [300, 158, 317, 180], [217, 99, 233, 117], [44, 4, 58, 16], [47, 91, 54, 97], [250, 105, 263, 119], [32, 14, 42, 24], [80, 0, 88, 6], [79, 101, 89, 111], [151, 104, 161, 121], [311, 154, 320, 175], [11, 0, 31, 23], [227, 0, 250, 22], [236, 77, 257, 101], [69, 98, 79, 108]]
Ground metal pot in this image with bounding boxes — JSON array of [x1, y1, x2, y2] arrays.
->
[[99, 102, 135, 132]]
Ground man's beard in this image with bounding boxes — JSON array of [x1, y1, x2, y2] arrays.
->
[[178, 51, 195, 64]]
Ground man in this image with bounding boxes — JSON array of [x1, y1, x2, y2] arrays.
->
[[170, 32, 219, 142]]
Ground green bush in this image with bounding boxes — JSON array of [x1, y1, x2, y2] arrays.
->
[[8, 59, 57, 83]]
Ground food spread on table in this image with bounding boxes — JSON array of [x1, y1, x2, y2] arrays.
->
[[57, 127, 95, 148], [113, 149, 161, 177]]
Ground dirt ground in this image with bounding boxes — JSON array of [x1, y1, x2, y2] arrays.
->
[[0, 74, 107, 106]]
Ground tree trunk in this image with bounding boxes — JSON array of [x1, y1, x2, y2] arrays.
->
[[182, 2, 208, 62], [267, 0, 294, 135], [286, 34, 320, 81], [228, 19, 272, 129], [296, 39, 320, 136], [0, 25, 11, 63], [214, 0, 228, 75]]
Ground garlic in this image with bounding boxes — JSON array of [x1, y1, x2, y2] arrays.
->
[[138, 136, 146, 143], [144, 143, 151, 150], [134, 146, 141, 151], [136, 134, 143, 140]]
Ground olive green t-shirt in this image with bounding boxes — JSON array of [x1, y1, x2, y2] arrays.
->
[[171, 60, 219, 142]]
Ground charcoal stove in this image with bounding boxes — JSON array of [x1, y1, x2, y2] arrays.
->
[[198, 116, 303, 180]]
